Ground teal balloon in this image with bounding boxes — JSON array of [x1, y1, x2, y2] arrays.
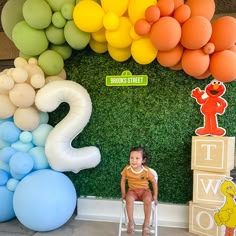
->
[[38, 50, 64, 76], [64, 20, 91, 50], [23, 0, 52, 29], [45, 25, 66, 45], [12, 21, 49, 56], [1, 0, 26, 40], [50, 43, 72, 60]]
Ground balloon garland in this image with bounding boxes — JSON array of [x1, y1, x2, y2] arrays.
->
[[1, 0, 235, 82]]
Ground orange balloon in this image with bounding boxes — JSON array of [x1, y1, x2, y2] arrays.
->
[[145, 5, 160, 23], [209, 16, 236, 52], [181, 49, 210, 77], [150, 16, 181, 51], [157, 43, 183, 67], [193, 69, 211, 80], [185, 0, 215, 21], [134, 19, 151, 36], [173, 0, 184, 9], [209, 50, 236, 82], [169, 61, 182, 70], [229, 44, 236, 53], [203, 42, 215, 55], [180, 16, 212, 50], [157, 0, 175, 16], [173, 4, 191, 24]]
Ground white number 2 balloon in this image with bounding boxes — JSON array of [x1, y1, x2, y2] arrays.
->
[[35, 80, 101, 173]]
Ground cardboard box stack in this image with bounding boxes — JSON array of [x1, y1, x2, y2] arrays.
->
[[189, 136, 235, 236]]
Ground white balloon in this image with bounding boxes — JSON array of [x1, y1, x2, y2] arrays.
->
[[35, 80, 101, 173]]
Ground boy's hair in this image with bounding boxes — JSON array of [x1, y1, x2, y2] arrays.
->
[[129, 146, 148, 161]]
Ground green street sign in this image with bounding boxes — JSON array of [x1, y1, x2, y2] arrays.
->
[[106, 70, 148, 86]]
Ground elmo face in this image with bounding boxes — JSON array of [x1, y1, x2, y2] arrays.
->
[[206, 80, 226, 97]]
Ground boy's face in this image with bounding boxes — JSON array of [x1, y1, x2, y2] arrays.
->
[[129, 151, 145, 170]]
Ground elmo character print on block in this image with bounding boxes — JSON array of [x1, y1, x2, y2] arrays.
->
[[191, 80, 228, 136]]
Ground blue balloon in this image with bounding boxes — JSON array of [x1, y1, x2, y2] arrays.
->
[[9, 152, 34, 180], [28, 147, 50, 170], [0, 186, 15, 222], [13, 169, 77, 231], [0, 170, 9, 185], [7, 178, 20, 192], [0, 121, 21, 143], [0, 147, 16, 163]]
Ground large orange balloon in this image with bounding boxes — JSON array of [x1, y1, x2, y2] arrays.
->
[[181, 49, 210, 77], [157, 43, 183, 67], [209, 50, 236, 82], [180, 16, 212, 50], [209, 16, 236, 52], [185, 0, 215, 21], [134, 19, 151, 36], [150, 16, 181, 51], [145, 5, 160, 23]]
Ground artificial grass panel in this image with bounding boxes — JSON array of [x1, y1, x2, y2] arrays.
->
[[48, 47, 236, 204]]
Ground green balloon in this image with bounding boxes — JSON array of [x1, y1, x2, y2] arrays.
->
[[38, 50, 64, 76], [61, 3, 74, 20], [23, 0, 52, 29], [64, 21, 91, 50], [12, 21, 49, 56], [50, 44, 72, 60], [46, 25, 66, 45], [1, 0, 26, 40], [45, 0, 75, 12], [52, 12, 66, 28]]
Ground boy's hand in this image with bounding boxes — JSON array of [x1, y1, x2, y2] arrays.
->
[[153, 197, 158, 205], [122, 193, 126, 201]]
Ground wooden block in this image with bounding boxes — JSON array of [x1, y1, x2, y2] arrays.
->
[[193, 170, 229, 205], [0, 32, 19, 60], [189, 201, 224, 236], [191, 136, 235, 172]]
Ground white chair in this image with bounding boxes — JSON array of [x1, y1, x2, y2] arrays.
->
[[118, 168, 158, 236]]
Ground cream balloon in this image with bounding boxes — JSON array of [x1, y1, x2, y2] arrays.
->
[[35, 80, 101, 173]]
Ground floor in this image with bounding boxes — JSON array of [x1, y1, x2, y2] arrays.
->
[[0, 214, 196, 236]]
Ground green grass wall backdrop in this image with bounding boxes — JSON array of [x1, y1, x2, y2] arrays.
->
[[49, 47, 236, 204]]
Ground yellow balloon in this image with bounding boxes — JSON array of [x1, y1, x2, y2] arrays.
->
[[130, 26, 142, 40], [108, 44, 131, 62], [91, 27, 107, 43], [103, 12, 120, 31], [128, 0, 157, 24], [131, 37, 157, 64], [101, 0, 129, 16], [73, 1, 105, 32], [89, 39, 108, 53], [105, 17, 133, 48]]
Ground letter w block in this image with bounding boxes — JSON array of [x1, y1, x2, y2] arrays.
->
[[191, 136, 235, 173], [193, 170, 229, 205]]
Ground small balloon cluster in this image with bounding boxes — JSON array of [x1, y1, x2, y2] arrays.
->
[[1, 0, 235, 82], [0, 57, 66, 131]]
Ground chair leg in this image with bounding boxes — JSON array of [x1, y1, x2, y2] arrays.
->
[[118, 201, 124, 236], [154, 205, 158, 236]]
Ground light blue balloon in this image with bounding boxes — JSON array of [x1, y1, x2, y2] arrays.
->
[[0, 170, 9, 186], [0, 160, 10, 173], [28, 147, 50, 170], [32, 124, 53, 146], [11, 140, 34, 152], [0, 147, 16, 163], [13, 169, 77, 231], [0, 140, 10, 149], [9, 152, 34, 180], [0, 117, 13, 125], [19, 131, 33, 143], [0, 121, 21, 143], [38, 112, 49, 125], [7, 178, 20, 192], [0, 186, 15, 222]]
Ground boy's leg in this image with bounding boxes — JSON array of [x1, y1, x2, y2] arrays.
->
[[142, 189, 152, 226], [126, 190, 136, 234]]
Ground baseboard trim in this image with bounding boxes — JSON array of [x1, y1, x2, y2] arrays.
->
[[75, 197, 189, 228]]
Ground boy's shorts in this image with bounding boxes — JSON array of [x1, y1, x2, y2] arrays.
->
[[127, 188, 152, 201]]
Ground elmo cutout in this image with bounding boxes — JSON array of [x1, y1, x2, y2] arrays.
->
[[191, 80, 227, 136]]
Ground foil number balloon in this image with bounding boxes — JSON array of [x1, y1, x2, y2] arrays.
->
[[35, 80, 101, 173]]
